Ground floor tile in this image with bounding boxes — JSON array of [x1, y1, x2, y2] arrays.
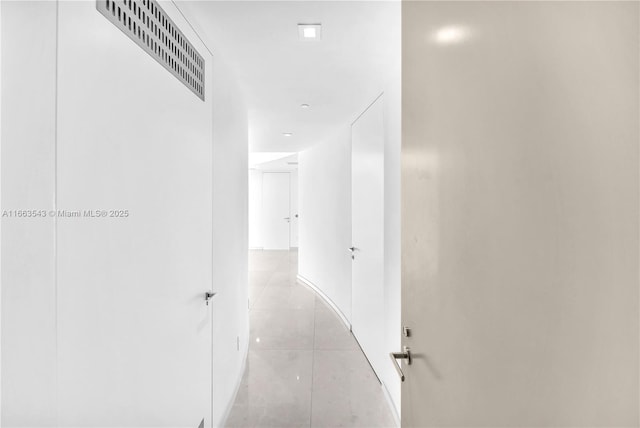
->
[[226, 250, 396, 428], [253, 285, 316, 310], [314, 300, 359, 351], [311, 350, 396, 428], [250, 308, 315, 350]]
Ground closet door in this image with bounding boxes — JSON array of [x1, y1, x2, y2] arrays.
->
[[56, 1, 214, 426]]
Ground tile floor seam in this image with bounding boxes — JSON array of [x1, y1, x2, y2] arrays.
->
[[228, 250, 395, 428]]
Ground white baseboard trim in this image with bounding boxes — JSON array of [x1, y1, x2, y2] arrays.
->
[[297, 274, 399, 425], [381, 381, 401, 427], [218, 338, 249, 428], [296, 274, 351, 330]]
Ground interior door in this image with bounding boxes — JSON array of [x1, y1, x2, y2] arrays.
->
[[289, 170, 299, 248], [56, 2, 213, 426], [351, 95, 385, 379], [401, 2, 638, 427], [262, 172, 291, 250]]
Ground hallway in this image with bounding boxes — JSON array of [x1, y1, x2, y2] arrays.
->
[[225, 250, 396, 427]]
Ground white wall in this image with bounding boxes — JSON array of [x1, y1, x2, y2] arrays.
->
[[1, 2, 249, 426], [0, 2, 56, 426], [298, 127, 353, 322], [382, 68, 402, 419], [248, 169, 263, 249], [1, 2, 57, 425], [298, 87, 401, 419], [297, 6, 401, 419], [211, 59, 249, 428]]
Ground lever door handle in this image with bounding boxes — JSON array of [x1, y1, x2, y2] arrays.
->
[[389, 346, 411, 382], [205, 291, 216, 306], [348, 246, 356, 252]]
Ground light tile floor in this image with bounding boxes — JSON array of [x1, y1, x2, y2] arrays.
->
[[225, 250, 397, 428]]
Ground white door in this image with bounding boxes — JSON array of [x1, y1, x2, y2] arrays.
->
[[351, 95, 385, 379], [56, 2, 213, 426], [262, 172, 291, 250], [401, 2, 638, 427], [290, 170, 299, 248]]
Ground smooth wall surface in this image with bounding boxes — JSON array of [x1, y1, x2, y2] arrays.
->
[[248, 169, 263, 249], [1, 2, 58, 425], [211, 58, 249, 428], [56, 1, 214, 425], [351, 95, 386, 394], [299, 127, 353, 322], [382, 63, 402, 418], [402, 2, 639, 426], [1, 1, 250, 426], [298, 92, 401, 420]]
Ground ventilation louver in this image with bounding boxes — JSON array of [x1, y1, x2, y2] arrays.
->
[[97, 0, 205, 100]]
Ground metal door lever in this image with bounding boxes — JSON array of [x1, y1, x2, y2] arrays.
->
[[205, 291, 216, 305], [389, 346, 411, 382]]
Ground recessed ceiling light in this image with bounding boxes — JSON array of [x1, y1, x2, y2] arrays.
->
[[283, 132, 293, 137], [300, 104, 310, 109], [298, 24, 322, 40]]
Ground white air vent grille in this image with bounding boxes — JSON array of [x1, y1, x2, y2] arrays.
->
[[97, 0, 205, 100]]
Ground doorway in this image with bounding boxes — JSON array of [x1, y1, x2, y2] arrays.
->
[[351, 94, 386, 382]]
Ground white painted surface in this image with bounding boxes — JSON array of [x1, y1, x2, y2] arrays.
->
[[351, 96, 385, 383], [381, 50, 402, 421], [181, 1, 400, 153], [56, 2, 213, 425], [298, 127, 353, 321], [248, 163, 299, 250], [1, 2, 57, 425], [261, 173, 291, 250], [248, 169, 263, 249], [210, 57, 249, 428], [402, 2, 639, 426], [297, 3, 401, 416], [1, 2, 250, 426], [0, 3, 3, 423], [290, 170, 299, 248]]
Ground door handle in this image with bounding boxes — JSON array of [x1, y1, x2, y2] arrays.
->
[[205, 291, 216, 306], [348, 247, 356, 252], [389, 346, 411, 382]]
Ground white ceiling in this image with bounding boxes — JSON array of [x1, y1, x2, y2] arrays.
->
[[250, 153, 299, 171], [180, 1, 400, 153]]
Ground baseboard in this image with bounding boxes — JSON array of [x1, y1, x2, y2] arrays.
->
[[298, 274, 399, 425], [381, 381, 401, 427], [296, 274, 351, 330], [218, 337, 249, 428]]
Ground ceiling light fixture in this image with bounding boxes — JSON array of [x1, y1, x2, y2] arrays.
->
[[283, 132, 293, 137], [300, 104, 310, 109], [298, 24, 322, 40]]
